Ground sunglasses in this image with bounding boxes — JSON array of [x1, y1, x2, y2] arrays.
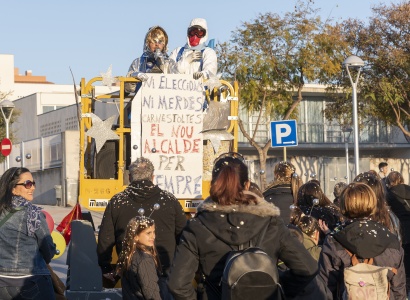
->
[[15, 180, 36, 189], [188, 27, 206, 38], [149, 38, 165, 45]]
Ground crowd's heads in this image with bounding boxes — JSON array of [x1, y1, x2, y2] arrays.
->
[[274, 161, 296, 181], [340, 182, 377, 219], [354, 172, 394, 231], [378, 162, 389, 175], [354, 172, 384, 199], [210, 152, 257, 206], [129, 157, 155, 181], [333, 182, 348, 198], [290, 206, 319, 239], [297, 181, 331, 207], [386, 171, 404, 188]]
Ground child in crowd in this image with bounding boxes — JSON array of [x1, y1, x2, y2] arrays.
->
[[116, 216, 163, 300], [290, 206, 322, 261]]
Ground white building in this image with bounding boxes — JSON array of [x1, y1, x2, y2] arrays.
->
[[0, 54, 118, 206]]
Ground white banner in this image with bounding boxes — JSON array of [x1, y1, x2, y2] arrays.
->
[[131, 74, 204, 198]]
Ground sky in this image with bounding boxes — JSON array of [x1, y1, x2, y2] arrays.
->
[[0, 0, 403, 85]]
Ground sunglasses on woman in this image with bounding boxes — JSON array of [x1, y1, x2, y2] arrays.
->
[[188, 27, 206, 38], [15, 180, 36, 189]]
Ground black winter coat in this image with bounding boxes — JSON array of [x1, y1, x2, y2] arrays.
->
[[167, 193, 318, 300], [97, 180, 187, 274], [319, 219, 406, 299], [122, 250, 162, 300], [386, 184, 410, 244], [263, 183, 294, 224]]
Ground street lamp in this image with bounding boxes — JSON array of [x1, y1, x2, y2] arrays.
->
[[341, 126, 353, 182], [343, 55, 364, 176], [0, 99, 15, 170]]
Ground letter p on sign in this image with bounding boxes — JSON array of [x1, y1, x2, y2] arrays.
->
[[270, 120, 298, 148]]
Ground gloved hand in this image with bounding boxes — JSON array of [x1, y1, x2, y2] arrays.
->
[[131, 72, 148, 82], [187, 51, 202, 64], [193, 72, 204, 80]]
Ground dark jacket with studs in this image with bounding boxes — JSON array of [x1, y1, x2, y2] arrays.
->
[[167, 192, 318, 300], [319, 219, 406, 299], [97, 180, 187, 275]]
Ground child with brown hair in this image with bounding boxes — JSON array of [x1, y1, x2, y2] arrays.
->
[[116, 215, 163, 300]]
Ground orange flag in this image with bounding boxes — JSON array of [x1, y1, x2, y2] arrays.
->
[[56, 203, 82, 245]]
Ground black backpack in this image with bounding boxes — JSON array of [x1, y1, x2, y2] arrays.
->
[[220, 221, 285, 300]]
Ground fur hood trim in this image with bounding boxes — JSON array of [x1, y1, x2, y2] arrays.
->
[[198, 191, 280, 217]]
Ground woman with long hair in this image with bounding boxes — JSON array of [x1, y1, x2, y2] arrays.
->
[[263, 161, 303, 224], [168, 152, 318, 299], [0, 167, 56, 300], [354, 172, 401, 241], [116, 215, 163, 300]]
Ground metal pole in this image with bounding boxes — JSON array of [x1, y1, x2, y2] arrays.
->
[[283, 147, 287, 161], [345, 140, 349, 183], [5, 121, 9, 170], [352, 83, 359, 176], [345, 67, 362, 176]]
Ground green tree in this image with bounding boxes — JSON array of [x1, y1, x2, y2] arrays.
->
[[217, 1, 349, 189], [324, 2, 410, 141]]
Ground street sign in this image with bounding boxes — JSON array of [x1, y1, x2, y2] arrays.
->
[[0, 138, 12, 156], [270, 120, 298, 148]]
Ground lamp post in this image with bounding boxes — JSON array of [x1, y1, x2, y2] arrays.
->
[[342, 126, 353, 183], [343, 55, 364, 176], [0, 100, 15, 170]]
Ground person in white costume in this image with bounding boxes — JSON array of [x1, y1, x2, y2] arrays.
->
[[169, 18, 217, 80]]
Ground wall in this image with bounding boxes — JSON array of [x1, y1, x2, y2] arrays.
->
[[32, 168, 61, 205]]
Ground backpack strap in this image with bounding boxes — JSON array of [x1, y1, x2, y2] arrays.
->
[[0, 207, 25, 229], [345, 248, 397, 274]]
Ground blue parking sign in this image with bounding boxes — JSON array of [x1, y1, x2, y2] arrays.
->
[[270, 120, 298, 147]]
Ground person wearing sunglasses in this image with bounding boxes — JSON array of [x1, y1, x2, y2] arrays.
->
[[169, 18, 217, 81], [125, 25, 176, 94], [0, 167, 57, 299]]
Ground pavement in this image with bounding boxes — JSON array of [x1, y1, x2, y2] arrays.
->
[[41, 204, 105, 285]]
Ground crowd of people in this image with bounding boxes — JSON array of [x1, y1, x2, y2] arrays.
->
[[1, 153, 410, 299], [94, 154, 410, 299]]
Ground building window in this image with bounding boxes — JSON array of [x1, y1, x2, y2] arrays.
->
[[42, 105, 65, 113]]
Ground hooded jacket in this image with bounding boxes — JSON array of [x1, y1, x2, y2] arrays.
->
[[167, 193, 318, 300], [97, 180, 187, 275], [169, 18, 217, 80], [319, 219, 406, 299], [386, 183, 410, 244]]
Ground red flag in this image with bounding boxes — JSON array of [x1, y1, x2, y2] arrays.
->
[[56, 203, 82, 245]]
